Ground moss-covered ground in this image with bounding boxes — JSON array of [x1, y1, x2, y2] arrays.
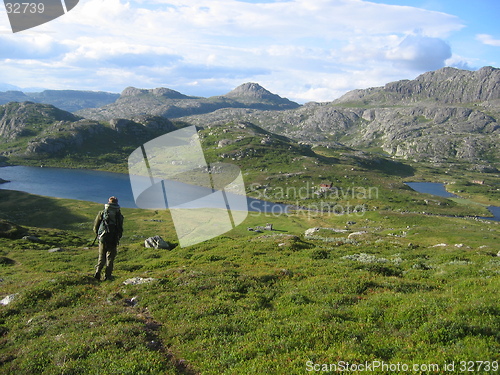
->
[[1, 187, 499, 374]]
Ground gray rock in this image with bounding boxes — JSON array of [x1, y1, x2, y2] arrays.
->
[[218, 139, 233, 148], [22, 235, 41, 242], [48, 247, 64, 253], [144, 235, 171, 249]]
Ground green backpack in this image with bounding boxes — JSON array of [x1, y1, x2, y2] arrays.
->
[[98, 207, 123, 242]]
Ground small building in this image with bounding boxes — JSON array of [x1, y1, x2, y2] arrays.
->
[[319, 182, 333, 192]]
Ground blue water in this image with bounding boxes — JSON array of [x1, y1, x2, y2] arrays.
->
[[0, 165, 287, 213], [406, 181, 500, 221], [0, 165, 137, 207], [405, 182, 457, 198]]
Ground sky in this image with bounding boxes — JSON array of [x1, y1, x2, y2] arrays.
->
[[0, 0, 499, 103]]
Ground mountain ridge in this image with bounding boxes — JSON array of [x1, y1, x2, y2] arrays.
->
[[75, 82, 300, 120], [1, 67, 499, 169], [333, 66, 500, 106]]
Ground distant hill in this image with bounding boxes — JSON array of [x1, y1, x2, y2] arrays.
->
[[0, 90, 120, 112], [0, 82, 21, 91], [0, 91, 32, 105], [0, 102, 178, 164], [75, 83, 300, 120], [26, 90, 120, 112]]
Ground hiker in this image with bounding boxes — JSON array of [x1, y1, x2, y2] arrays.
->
[[93, 196, 124, 281]]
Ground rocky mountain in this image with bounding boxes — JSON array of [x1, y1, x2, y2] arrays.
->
[[0, 102, 178, 158], [0, 102, 79, 141], [333, 66, 500, 106], [223, 82, 298, 106], [0, 90, 120, 112], [179, 67, 500, 170], [75, 83, 299, 120]]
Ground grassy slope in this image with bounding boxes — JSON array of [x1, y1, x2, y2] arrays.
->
[[1, 188, 499, 374]]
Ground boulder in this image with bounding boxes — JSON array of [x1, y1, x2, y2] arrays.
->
[[22, 235, 41, 242], [48, 247, 64, 253], [144, 235, 171, 249]]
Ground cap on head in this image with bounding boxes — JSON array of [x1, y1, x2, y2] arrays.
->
[[108, 196, 118, 204]]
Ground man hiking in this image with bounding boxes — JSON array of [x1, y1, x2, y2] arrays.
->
[[93, 196, 124, 281]]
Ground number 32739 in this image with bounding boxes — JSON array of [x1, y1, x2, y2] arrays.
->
[[5, 2, 45, 14]]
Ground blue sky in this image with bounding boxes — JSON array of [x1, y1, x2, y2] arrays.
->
[[0, 0, 498, 103]]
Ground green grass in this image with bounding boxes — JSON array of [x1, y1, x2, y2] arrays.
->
[[1, 189, 499, 374]]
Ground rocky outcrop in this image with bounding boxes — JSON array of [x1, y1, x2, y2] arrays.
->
[[25, 119, 106, 155], [333, 66, 500, 105], [0, 102, 80, 140], [109, 115, 176, 134], [2, 67, 499, 167]]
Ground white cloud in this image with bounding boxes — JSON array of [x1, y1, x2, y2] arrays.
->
[[476, 34, 500, 47], [385, 34, 452, 71]]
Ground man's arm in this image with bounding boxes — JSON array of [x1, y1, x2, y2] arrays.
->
[[93, 211, 103, 234]]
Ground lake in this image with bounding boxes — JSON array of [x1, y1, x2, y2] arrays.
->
[[405, 182, 457, 198], [0, 165, 287, 213], [405, 181, 500, 221]]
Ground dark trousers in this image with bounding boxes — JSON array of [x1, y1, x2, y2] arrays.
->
[[94, 240, 117, 280]]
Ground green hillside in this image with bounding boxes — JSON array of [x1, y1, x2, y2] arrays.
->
[[0, 189, 499, 374]]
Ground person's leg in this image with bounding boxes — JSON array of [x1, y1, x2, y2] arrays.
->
[[94, 241, 106, 280], [104, 243, 117, 280]]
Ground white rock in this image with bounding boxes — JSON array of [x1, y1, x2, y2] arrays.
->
[[123, 277, 156, 285], [348, 231, 368, 238], [0, 294, 17, 306]]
